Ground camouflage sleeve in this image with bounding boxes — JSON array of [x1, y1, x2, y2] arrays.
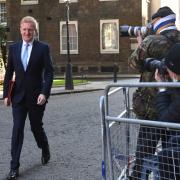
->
[[128, 36, 153, 70], [147, 35, 171, 58], [129, 34, 170, 71]]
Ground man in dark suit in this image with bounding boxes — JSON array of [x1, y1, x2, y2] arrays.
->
[[3, 16, 54, 179]]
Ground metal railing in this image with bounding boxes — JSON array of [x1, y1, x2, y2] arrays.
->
[[100, 82, 180, 180]]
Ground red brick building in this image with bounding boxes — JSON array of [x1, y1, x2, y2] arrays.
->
[[6, 0, 142, 76]]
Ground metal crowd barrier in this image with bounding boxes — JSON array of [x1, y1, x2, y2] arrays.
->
[[100, 82, 180, 180]]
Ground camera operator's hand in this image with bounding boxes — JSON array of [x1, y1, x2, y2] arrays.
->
[[155, 69, 168, 92], [155, 69, 163, 82], [155, 69, 170, 82], [137, 31, 143, 47]]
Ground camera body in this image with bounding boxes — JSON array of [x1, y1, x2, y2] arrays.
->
[[143, 58, 168, 77], [120, 24, 152, 37]]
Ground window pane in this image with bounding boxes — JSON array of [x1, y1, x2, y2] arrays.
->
[[102, 22, 118, 50], [99, 0, 118, 1], [0, 3, 6, 23], [62, 24, 67, 37], [62, 36, 67, 50], [60, 0, 78, 3], [72, 37, 77, 48], [69, 24, 77, 50], [21, 0, 38, 4], [23, 0, 37, 1], [61, 23, 78, 51]]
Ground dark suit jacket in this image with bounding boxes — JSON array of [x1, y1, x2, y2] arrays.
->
[[3, 40, 54, 105]]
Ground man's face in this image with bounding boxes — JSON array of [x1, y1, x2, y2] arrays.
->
[[20, 22, 35, 43]]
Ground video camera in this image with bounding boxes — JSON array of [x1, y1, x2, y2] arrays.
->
[[143, 58, 168, 77], [120, 23, 153, 37]]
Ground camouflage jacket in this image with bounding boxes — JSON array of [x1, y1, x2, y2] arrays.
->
[[129, 30, 180, 119]]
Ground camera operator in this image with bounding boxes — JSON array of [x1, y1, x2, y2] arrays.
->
[[155, 43, 180, 180], [128, 6, 180, 179]]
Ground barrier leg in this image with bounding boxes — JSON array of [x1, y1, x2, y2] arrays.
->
[[100, 96, 107, 180]]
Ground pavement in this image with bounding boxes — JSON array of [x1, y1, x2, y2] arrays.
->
[[0, 78, 139, 179], [0, 78, 139, 99]]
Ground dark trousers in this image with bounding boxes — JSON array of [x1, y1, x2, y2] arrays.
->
[[131, 126, 160, 179], [11, 101, 49, 170], [158, 136, 180, 180], [158, 147, 180, 180], [131, 126, 176, 179]]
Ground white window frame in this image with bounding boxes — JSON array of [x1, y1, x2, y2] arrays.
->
[[100, 19, 119, 54], [60, 21, 78, 54], [0, 1, 6, 25], [21, 0, 38, 5], [59, 0, 78, 3], [99, 0, 118, 1]]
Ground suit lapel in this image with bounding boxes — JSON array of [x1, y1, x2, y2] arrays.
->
[[16, 41, 24, 71]]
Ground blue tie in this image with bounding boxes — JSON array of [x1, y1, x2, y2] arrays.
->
[[22, 43, 29, 71]]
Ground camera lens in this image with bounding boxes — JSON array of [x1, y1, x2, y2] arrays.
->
[[119, 25, 130, 36], [120, 25, 148, 37]]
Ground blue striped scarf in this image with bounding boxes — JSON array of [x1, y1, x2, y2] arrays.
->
[[153, 14, 177, 33]]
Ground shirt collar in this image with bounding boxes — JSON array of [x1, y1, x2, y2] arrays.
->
[[22, 39, 34, 46]]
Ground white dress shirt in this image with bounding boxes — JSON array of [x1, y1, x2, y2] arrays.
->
[[21, 40, 33, 66]]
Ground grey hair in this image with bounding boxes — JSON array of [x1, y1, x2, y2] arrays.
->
[[20, 16, 38, 30]]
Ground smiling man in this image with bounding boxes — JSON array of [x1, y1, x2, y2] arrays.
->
[[3, 16, 54, 179]]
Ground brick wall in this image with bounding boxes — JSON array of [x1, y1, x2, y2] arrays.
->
[[6, 0, 141, 76]]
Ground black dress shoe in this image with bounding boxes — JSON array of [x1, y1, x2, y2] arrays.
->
[[41, 146, 50, 165], [7, 169, 19, 180]]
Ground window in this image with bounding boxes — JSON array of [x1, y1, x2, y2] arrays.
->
[[59, 0, 78, 3], [60, 21, 78, 54], [99, 0, 118, 1], [21, 0, 38, 5], [0, 2, 6, 24], [100, 19, 119, 53]]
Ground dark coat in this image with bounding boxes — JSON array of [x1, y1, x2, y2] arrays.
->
[[156, 88, 180, 123], [129, 29, 180, 119], [3, 40, 54, 105]]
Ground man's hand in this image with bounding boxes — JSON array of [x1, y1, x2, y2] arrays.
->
[[137, 31, 143, 47], [4, 97, 10, 106], [155, 69, 163, 82], [37, 94, 46, 105]]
